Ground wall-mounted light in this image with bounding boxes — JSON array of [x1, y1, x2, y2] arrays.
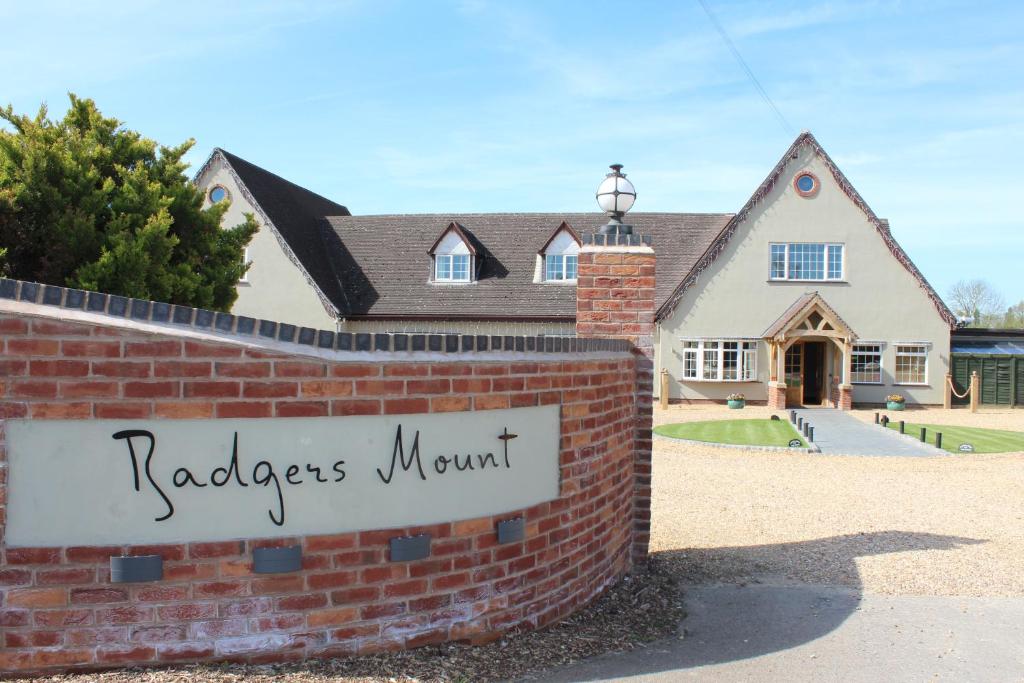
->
[[110, 555, 163, 583], [497, 517, 525, 544], [253, 545, 303, 574], [389, 534, 431, 562]]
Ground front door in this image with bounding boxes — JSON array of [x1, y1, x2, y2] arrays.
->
[[803, 341, 825, 405]]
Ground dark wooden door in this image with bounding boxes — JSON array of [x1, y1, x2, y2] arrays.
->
[[803, 342, 825, 405]]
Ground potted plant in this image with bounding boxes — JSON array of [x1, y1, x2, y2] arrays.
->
[[886, 393, 905, 411], [727, 393, 745, 409]]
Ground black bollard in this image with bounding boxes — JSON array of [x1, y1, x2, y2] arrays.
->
[[874, 412, 880, 424], [790, 410, 796, 424], [798, 416, 804, 429], [899, 420, 905, 434], [921, 427, 927, 443], [881, 415, 889, 427], [809, 426, 814, 442], [803, 422, 810, 437], [936, 432, 943, 450]]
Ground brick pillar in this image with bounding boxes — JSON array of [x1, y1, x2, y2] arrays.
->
[[576, 233, 655, 566], [767, 381, 787, 410], [838, 384, 853, 410]]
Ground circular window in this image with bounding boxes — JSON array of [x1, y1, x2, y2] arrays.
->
[[209, 185, 229, 204], [794, 172, 819, 197]]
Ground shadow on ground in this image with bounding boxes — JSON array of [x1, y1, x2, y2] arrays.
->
[[537, 531, 984, 682]]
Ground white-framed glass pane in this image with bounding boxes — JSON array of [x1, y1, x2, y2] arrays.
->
[[452, 254, 470, 281], [545, 255, 563, 280], [895, 345, 928, 384], [741, 341, 757, 380], [722, 342, 739, 380], [827, 245, 843, 280], [436, 255, 452, 280], [565, 255, 578, 280], [770, 244, 787, 279], [702, 341, 720, 380], [851, 344, 882, 383], [788, 243, 825, 280], [785, 345, 802, 384]]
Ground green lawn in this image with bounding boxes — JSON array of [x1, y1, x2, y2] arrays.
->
[[655, 419, 806, 448], [883, 421, 1024, 454]]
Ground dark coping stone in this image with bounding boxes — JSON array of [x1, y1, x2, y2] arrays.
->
[[252, 545, 302, 574], [445, 335, 459, 353], [194, 309, 214, 329], [476, 335, 489, 351], [278, 323, 297, 343], [389, 534, 431, 562], [535, 336, 546, 352], [64, 288, 86, 309], [130, 299, 151, 320], [259, 320, 278, 338], [504, 336, 515, 351], [497, 517, 525, 544], [374, 334, 390, 351], [236, 317, 256, 335], [393, 334, 408, 351], [151, 302, 171, 322], [526, 337, 535, 351], [642, 234, 653, 246], [544, 337, 553, 352], [355, 333, 371, 351], [582, 234, 594, 245], [215, 313, 235, 332], [428, 335, 442, 352], [569, 338, 577, 353], [514, 337, 525, 352], [317, 331, 335, 349], [461, 335, 473, 352], [553, 337, 563, 352], [412, 334, 426, 351], [337, 332, 353, 351], [628, 234, 640, 246], [108, 295, 129, 317], [491, 336, 503, 351], [19, 282, 40, 303], [43, 286, 64, 306], [172, 305, 193, 324], [0, 279, 17, 299], [87, 291, 108, 312], [298, 327, 316, 345], [110, 555, 163, 583]]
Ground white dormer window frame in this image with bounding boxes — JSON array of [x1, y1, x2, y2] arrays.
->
[[429, 223, 476, 284], [538, 222, 581, 284]]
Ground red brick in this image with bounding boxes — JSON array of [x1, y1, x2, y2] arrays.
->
[[192, 618, 247, 639], [127, 543, 187, 561], [430, 396, 472, 412], [71, 587, 128, 604], [384, 397, 429, 414], [307, 570, 358, 590], [125, 340, 182, 357], [354, 379, 404, 395], [60, 380, 119, 398], [7, 587, 67, 608], [452, 378, 491, 392], [133, 585, 189, 602], [10, 380, 58, 398], [5, 547, 62, 564], [9, 338, 60, 355], [31, 648, 94, 668], [153, 360, 211, 377], [216, 401, 273, 418], [215, 361, 271, 377], [95, 605, 154, 624], [156, 602, 218, 621], [275, 400, 329, 417], [95, 402, 152, 418], [5, 630, 63, 647], [36, 567, 95, 585], [474, 394, 510, 410], [331, 399, 381, 416], [29, 320, 90, 335], [383, 579, 428, 598], [131, 624, 188, 642], [432, 572, 470, 591], [251, 614, 305, 631], [384, 364, 431, 377], [193, 580, 248, 598], [92, 360, 151, 377], [219, 597, 274, 617], [184, 380, 240, 398], [251, 574, 304, 594], [184, 341, 242, 357], [299, 380, 353, 397], [189, 540, 245, 559], [62, 340, 121, 357], [305, 533, 357, 552], [306, 607, 358, 628], [0, 568, 32, 586], [154, 401, 214, 418], [96, 645, 156, 664], [360, 601, 407, 620], [0, 401, 29, 418], [406, 379, 451, 394], [0, 359, 28, 376], [330, 365, 379, 378], [124, 380, 179, 398], [243, 381, 298, 398], [33, 608, 92, 627], [276, 593, 328, 611], [330, 586, 380, 605], [275, 361, 327, 377], [1, 609, 31, 627], [157, 643, 215, 661], [0, 317, 29, 333], [30, 359, 89, 376]]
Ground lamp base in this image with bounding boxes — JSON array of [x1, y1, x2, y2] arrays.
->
[[598, 218, 633, 235]]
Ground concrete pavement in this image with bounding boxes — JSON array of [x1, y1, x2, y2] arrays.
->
[[792, 409, 942, 456]]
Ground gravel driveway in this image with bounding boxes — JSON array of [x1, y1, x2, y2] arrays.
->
[[652, 405, 1024, 597]]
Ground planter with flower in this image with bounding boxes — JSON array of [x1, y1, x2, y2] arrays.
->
[[886, 394, 905, 411], [727, 393, 745, 409]]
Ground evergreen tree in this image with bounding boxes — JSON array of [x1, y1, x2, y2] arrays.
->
[[0, 95, 256, 310]]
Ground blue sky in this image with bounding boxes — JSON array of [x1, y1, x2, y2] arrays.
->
[[3, 0, 1022, 304]]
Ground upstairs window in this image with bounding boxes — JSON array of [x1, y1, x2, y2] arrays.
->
[[436, 254, 471, 282], [539, 222, 581, 283], [545, 254, 578, 281], [770, 243, 844, 281]]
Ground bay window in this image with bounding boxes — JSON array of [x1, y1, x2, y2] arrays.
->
[[681, 339, 758, 381]]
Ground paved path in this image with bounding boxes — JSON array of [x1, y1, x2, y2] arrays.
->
[[536, 583, 1024, 682], [792, 408, 941, 456]]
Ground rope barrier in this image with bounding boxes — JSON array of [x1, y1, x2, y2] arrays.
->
[[946, 375, 971, 400]]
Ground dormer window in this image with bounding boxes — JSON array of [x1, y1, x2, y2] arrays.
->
[[429, 222, 478, 284], [538, 221, 581, 283]]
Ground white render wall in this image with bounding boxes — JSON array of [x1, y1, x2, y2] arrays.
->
[[197, 156, 337, 330], [655, 145, 951, 406]]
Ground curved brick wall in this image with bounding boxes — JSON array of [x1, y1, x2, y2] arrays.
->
[[0, 296, 642, 674]]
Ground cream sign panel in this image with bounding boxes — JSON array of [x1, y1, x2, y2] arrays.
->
[[5, 405, 560, 547]]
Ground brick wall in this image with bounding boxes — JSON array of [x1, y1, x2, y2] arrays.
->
[[575, 237, 656, 565], [0, 300, 642, 674]]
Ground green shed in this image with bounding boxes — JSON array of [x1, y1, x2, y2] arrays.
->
[[950, 329, 1024, 407]]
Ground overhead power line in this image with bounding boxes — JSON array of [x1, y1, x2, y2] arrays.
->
[[696, 0, 796, 136]]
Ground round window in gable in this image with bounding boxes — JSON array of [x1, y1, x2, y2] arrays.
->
[[794, 172, 819, 197], [209, 185, 229, 204]]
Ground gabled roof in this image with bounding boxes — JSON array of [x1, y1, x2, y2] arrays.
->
[[428, 221, 480, 256], [194, 149, 352, 319], [762, 292, 857, 340], [537, 221, 581, 255], [654, 132, 958, 329], [322, 213, 732, 319]]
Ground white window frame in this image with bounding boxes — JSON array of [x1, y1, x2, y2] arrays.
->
[[680, 339, 758, 382], [894, 343, 929, 386], [434, 253, 471, 283], [769, 242, 845, 282], [239, 246, 251, 284], [544, 253, 578, 282], [850, 343, 883, 384]]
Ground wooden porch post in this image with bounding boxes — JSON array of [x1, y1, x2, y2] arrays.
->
[[943, 373, 952, 409], [970, 371, 980, 413]]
